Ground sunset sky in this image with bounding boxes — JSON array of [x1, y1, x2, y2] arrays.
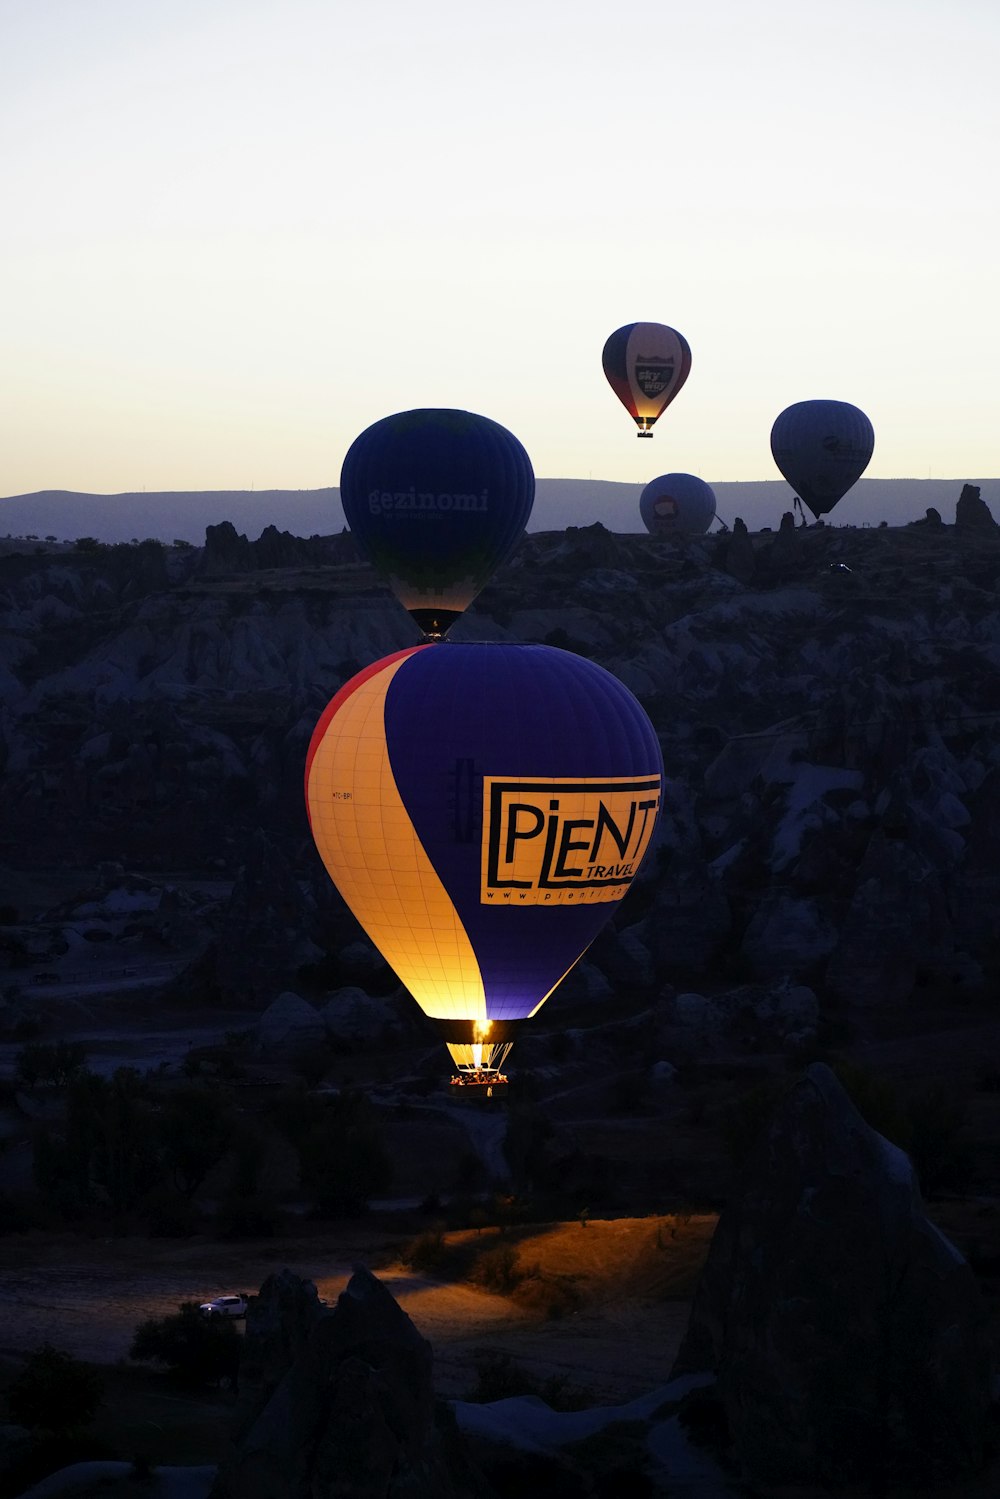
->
[[2, 0, 997, 497]]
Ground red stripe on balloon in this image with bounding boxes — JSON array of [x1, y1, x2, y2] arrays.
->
[[303, 645, 428, 820]]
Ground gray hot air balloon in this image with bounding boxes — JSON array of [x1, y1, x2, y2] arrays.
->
[[639, 472, 716, 535], [770, 400, 874, 519]]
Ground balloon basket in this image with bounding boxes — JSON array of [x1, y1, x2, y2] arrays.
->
[[449, 1070, 508, 1102]]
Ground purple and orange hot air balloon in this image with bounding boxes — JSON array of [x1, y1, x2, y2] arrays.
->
[[603, 322, 692, 438], [305, 643, 663, 1081]]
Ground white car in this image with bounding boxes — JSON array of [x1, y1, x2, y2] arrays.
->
[[199, 1294, 251, 1318]]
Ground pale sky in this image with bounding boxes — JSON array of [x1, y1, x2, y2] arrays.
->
[[2, 0, 997, 497]]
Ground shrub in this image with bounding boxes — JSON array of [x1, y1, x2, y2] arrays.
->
[[140, 1184, 203, 1238], [6, 1345, 103, 1434], [467, 1351, 591, 1411], [474, 1242, 523, 1295], [404, 1227, 450, 1275], [511, 1272, 581, 1320], [215, 1193, 284, 1239], [905, 1085, 974, 1196], [130, 1303, 241, 1387]]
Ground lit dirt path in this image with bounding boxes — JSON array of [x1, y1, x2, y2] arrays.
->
[[0, 1234, 693, 1404]]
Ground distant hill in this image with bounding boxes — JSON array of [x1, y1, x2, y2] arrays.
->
[[1, 476, 997, 545]]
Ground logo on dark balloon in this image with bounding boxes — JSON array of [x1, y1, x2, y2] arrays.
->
[[481, 775, 661, 905], [822, 435, 864, 462], [653, 496, 678, 519], [635, 358, 674, 399], [367, 488, 489, 518]]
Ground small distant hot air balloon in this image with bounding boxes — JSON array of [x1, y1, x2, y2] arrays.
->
[[640, 473, 716, 536], [770, 400, 874, 520], [305, 643, 663, 1086], [602, 322, 692, 437], [340, 408, 535, 638]]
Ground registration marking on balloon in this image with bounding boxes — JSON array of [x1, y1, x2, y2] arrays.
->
[[481, 775, 661, 905]]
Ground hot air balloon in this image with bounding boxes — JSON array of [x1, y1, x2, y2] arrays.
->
[[305, 642, 663, 1086], [770, 400, 874, 520], [640, 473, 716, 536], [339, 408, 534, 639], [602, 323, 692, 437]]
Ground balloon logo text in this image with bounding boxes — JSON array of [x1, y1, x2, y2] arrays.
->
[[482, 775, 662, 905], [366, 487, 489, 518]]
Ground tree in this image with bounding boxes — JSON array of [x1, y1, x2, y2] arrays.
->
[[272, 1087, 392, 1215], [73, 536, 102, 552], [15, 1043, 45, 1089], [7, 1345, 103, 1434], [33, 1066, 160, 1217], [130, 1304, 240, 1386], [17, 1040, 88, 1090], [157, 1084, 235, 1197]]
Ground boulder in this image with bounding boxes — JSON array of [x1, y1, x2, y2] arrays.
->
[[228, 1269, 327, 1446], [0, 1424, 32, 1486], [253, 524, 310, 569], [199, 519, 252, 573], [658, 983, 818, 1061], [955, 483, 996, 530], [257, 991, 326, 1055], [825, 830, 952, 1005], [723, 517, 755, 583], [216, 830, 314, 1004], [672, 1063, 993, 1487], [763, 511, 803, 574], [739, 892, 837, 979], [641, 857, 732, 977], [212, 1266, 489, 1499], [321, 986, 392, 1047], [550, 958, 613, 1009]]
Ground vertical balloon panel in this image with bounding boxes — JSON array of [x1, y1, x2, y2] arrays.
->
[[305, 646, 488, 1027], [306, 643, 665, 1074]]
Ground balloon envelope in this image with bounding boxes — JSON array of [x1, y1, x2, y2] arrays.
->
[[640, 473, 716, 536], [770, 400, 874, 518], [305, 643, 663, 1070], [340, 408, 535, 636], [602, 323, 692, 436]]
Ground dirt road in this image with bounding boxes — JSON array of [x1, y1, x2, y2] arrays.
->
[[0, 1229, 693, 1404]]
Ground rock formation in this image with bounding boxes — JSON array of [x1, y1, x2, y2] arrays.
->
[[672, 1063, 994, 1487], [955, 482, 996, 530], [211, 1266, 489, 1499], [256, 990, 326, 1055], [722, 517, 755, 582], [215, 830, 316, 1004]]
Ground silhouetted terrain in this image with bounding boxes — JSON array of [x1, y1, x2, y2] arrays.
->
[[2, 507, 999, 1155], [4, 475, 1000, 543], [3, 504, 1000, 1495]]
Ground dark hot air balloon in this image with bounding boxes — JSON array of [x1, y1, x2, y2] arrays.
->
[[639, 472, 716, 536], [305, 643, 664, 1084], [602, 322, 692, 437], [770, 400, 874, 519], [340, 408, 534, 638]]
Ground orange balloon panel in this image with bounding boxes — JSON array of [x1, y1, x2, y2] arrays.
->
[[306, 647, 488, 1025]]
